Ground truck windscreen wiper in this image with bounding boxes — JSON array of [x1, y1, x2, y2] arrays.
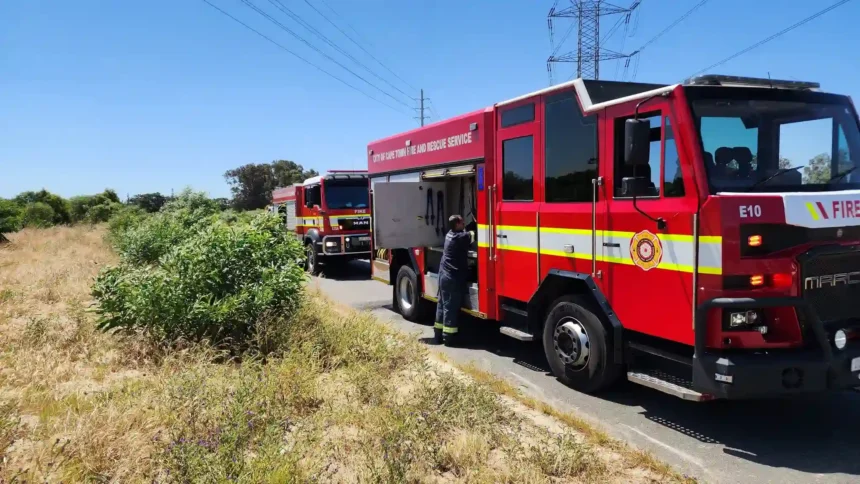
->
[[744, 166, 803, 192], [829, 165, 858, 184]]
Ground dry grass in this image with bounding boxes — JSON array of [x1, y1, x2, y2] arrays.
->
[[0, 225, 689, 483]]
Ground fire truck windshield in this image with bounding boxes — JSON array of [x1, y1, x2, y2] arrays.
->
[[691, 97, 860, 193], [323, 180, 368, 209]]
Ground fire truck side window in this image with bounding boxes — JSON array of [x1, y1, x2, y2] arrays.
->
[[613, 113, 662, 197], [502, 136, 534, 201], [305, 185, 321, 208], [501, 103, 535, 128], [663, 117, 685, 197], [544, 90, 597, 203]]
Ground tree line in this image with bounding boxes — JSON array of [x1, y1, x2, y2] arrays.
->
[[0, 159, 317, 240]]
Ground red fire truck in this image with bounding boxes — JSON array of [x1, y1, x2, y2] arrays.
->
[[271, 170, 371, 273], [368, 75, 860, 400]]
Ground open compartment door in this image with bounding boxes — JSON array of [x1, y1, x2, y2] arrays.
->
[[373, 181, 446, 249]]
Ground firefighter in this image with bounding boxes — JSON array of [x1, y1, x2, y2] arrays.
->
[[434, 215, 474, 346]]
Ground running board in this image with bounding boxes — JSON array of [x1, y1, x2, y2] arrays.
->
[[627, 370, 710, 402], [500, 326, 534, 342]]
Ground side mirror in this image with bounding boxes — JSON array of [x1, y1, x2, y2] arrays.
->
[[621, 176, 651, 197], [624, 118, 651, 166]]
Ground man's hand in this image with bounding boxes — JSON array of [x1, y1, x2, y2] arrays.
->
[[469, 231, 476, 243]]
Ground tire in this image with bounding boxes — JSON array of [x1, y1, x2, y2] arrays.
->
[[395, 264, 430, 322], [305, 242, 321, 275], [542, 295, 621, 394]]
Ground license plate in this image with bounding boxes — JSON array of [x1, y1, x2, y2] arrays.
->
[[852, 357, 860, 373], [359, 236, 371, 242]]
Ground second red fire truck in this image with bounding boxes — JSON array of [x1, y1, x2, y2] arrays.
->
[[368, 75, 860, 401], [271, 170, 371, 273]]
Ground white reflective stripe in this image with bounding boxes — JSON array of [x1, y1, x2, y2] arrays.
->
[[494, 224, 722, 274], [476, 224, 491, 248], [497, 225, 538, 253], [297, 217, 323, 227]]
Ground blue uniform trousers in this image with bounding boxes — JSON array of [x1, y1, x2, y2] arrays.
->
[[434, 274, 463, 342]]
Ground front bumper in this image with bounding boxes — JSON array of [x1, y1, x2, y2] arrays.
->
[[321, 234, 372, 256], [693, 297, 860, 399]]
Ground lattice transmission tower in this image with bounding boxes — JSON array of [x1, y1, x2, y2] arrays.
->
[[547, 1, 640, 83]]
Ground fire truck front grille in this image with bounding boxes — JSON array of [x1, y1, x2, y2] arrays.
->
[[800, 246, 860, 324], [339, 217, 370, 231]]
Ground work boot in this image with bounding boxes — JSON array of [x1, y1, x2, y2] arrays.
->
[[442, 328, 459, 347], [433, 323, 444, 344]]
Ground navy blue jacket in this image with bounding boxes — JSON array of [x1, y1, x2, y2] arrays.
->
[[439, 229, 472, 281]]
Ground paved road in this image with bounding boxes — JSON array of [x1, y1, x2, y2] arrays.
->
[[313, 260, 860, 484]]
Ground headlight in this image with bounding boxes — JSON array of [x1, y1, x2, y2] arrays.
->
[[325, 241, 337, 248], [728, 310, 759, 327], [834, 329, 848, 350]]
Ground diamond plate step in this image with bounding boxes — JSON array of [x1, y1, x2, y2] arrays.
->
[[627, 369, 708, 402], [500, 326, 534, 342]]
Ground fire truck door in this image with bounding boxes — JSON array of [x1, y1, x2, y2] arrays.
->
[[495, 104, 542, 303], [604, 106, 694, 342]]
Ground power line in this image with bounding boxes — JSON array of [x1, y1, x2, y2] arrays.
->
[[635, 0, 710, 54], [689, 0, 854, 78], [303, 0, 418, 93], [200, 0, 411, 116], [266, 0, 415, 102], [625, 0, 711, 80], [612, 17, 630, 80], [428, 100, 441, 121], [238, 0, 413, 109]]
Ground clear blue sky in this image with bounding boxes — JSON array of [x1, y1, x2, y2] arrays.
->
[[2, 0, 858, 199]]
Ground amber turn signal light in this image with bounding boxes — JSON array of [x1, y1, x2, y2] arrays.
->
[[748, 235, 763, 247], [750, 275, 765, 287]]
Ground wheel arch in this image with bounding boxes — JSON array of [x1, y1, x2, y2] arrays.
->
[[303, 229, 322, 249], [528, 269, 624, 364], [389, 248, 420, 290]]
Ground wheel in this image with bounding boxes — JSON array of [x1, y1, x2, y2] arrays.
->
[[542, 295, 621, 393], [395, 264, 430, 322], [305, 242, 321, 275]]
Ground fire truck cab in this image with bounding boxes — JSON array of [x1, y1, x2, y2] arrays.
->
[[271, 170, 371, 274], [368, 75, 860, 400]]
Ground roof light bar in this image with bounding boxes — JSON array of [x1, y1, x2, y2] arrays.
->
[[684, 75, 820, 91]]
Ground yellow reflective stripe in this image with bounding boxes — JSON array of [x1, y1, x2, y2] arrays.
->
[[497, 224, 536, 232], [495, 224, 722, 244], [541, 226, 592, 235], [434, 322, 444, 330], [442, 326, 459, 334], [499, 244, 537, 254], [514, 247, 722, 274], [477, 241, 490, 248], [805, 202, 820, 221], [330, 214, 370, 219]]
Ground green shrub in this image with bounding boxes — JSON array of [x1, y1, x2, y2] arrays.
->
[[21, 202, 56, 228], [85, 201, 123, 223], [92, 213, 305, 346], [0, 199, 22, 234], [70, 190, 123, 223], [161, 188, 220, 216], [14, 190, 70, 225], [110, 189, 220, 266], [107, 205, 147, 240], [128, 192, 167, 213]]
